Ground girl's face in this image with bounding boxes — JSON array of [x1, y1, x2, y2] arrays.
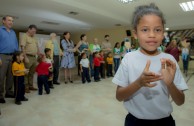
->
[[100, 52, 103, 55], [108, 53, 112, 57], [46, 50, 51, 56], [94, 38, 98, 44], [133, 14, 164, 55], [116, 43, 120, 48], [65, 33, 70, 39], [83, 36, 87, 41], [95, 53, 100, 57], [18, 53, 24, 62]]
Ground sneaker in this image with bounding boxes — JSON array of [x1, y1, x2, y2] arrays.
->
[[53, 82, 60, 85], [21, 97, 28, 101], [0, 98, 6, 103], [15, 101, 22, 105]]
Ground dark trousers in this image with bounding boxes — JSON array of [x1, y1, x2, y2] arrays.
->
[[0, 54, 14, 99], [100, 63, 105, 78], [81, 67, 91, 83], [107, 64, 113, 76], [78, 55, 82, 75], [13, 76, 25, 102], [114, 58, 120, 73], [53, 55, 60, 83], [37, 75, 50, 95], [125, 113, 175, 126], [94, 66, 100, 81], [89, 55, 94, 77]]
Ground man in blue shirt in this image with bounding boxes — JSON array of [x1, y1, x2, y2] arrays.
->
[[0, 15, 18, 103]]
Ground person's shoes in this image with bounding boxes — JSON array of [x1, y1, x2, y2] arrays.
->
[[82, 81, 86, 84], [5, 94, 15, 98], [53, 82, 60, 85], [15, 101, 22, 105], [65, 81, 68, 84], [21, 97, 28, 101], [25, 89, 30, 93], [46, 90, 50, 94], [87, 80, 91, 83], [0, 98, 6, 103], [29, 87, 37, 90], [49, 86, 54, 89], [69, 78, 73, 83]]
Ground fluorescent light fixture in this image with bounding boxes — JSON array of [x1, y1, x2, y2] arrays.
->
[[118, 0, 134, 4], [179, 1, 194, 11]]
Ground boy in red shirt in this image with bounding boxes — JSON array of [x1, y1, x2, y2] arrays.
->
[[93, 52, 101, 82], [36, 54, 51, 95]]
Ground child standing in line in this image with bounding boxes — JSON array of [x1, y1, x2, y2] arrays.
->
[[113, 42, 121, 73], [93, 52, 101, 82], [112, 3, 188, 126], [99, 50, 105, 79], [44, 48, 54, 89], [80, 52, 91, 84], [12, 51, 29, 105], [106, 52, 113, 77], [36, 54, 51, 95]]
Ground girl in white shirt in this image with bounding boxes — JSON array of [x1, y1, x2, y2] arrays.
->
[[112, 3, 188, 126]]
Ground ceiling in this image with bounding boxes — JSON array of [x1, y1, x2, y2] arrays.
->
[[0, 0, 194, 34]]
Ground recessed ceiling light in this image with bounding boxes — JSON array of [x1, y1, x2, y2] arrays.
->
[[165, 28, 169, 31], [68, 11, 79, 15], [179, 1, 194, 11], [118, 0, 134, 4]]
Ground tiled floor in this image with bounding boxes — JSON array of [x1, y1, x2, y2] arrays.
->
[[0, 62, 194, 126]]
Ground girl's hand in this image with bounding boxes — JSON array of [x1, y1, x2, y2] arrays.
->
[[137, 60, 162, 88], [160, 58, 176, 86], [24, 69, 29, 74]]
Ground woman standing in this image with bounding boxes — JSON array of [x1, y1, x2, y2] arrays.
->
[[113, 42, 121, 73], [61, 32, 76, 84], [75, 34, 89, 76], [165, 39, 181, 62]]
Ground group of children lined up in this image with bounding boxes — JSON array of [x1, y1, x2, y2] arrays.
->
[[80, 50, 114, 84], [12, 48, 54, 105]]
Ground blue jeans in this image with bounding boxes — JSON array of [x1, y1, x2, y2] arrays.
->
[[114, 58, 120, 73], [89, 54, 94, 77], [81, 67, 91, 83]]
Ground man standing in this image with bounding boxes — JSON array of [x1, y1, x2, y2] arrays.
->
[[101, 35, 112, 77], [20, 25, 39, 93], [45, 33, 62, 85], [0, 16, 19, 103]]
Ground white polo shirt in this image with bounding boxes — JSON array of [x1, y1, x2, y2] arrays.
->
[[112, 50, 188, 119], [80, 58, 89, 68]]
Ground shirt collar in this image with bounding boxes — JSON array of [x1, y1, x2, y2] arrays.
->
[[1, 25, 13, 32]]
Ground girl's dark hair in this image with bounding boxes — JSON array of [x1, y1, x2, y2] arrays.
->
[[80, 34, 86, 40], [121, 41, 125, 47], [44, 48, 51, 54], [12, 51, 23, 63], [104, 35, 109, 38], [114, 42, 120, 48], [132, 3, 166, 30]]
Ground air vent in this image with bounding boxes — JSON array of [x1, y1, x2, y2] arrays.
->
[[115, 24, 122, 26], [68, 11, 79, 15], [41, 21, 60, 25]]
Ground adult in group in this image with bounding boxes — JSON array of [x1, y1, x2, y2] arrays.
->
[[60, 32, 76, 84], [20, 25, 39, 93], [0, 15, 19, 103], [89, 38, 101, 77], [75, 34, 89, 76], [101, 35, 112, 76], [165, 39, 181, 62], [181, 37, 190, 76], [45, 33, 62, 85]]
